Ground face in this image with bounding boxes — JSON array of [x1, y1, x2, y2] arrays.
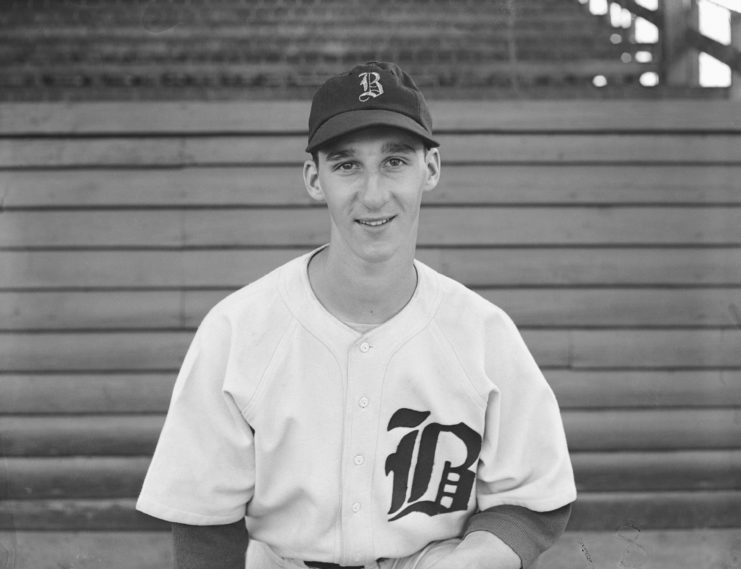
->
[[303, 126, 441, 266]]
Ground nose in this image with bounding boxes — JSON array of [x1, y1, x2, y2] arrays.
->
[[358, 171, 389, 210]]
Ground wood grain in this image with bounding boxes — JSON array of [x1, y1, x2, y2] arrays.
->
[[2, 528, 737, 569], [4, 288, 740, 330], [3, 248, 741, 289], [3, 451, 739, 500], [3, 165, 740, 209], [2, 207, 739, 248], [2, 492, 740, 530], [3, 134, 740, 168], [3, 328, 740, 371], [2, 101, 740, 134], [2, 409, 739, 456], [2, 369, 740, 414]]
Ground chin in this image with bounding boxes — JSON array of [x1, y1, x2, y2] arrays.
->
[[354, 241, 401, 264]]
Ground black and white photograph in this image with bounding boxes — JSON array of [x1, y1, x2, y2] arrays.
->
[[1, 1, 740, 568]]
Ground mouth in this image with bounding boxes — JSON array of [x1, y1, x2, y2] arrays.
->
[[355, 216, 396, 228]]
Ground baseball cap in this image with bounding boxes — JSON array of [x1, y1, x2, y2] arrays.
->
[[306, 61, 439, 153]]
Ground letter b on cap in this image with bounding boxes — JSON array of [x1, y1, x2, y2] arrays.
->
[[359, 72, 384, 102]]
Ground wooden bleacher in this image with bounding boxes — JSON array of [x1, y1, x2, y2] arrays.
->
[[1, 100, 740, 568]]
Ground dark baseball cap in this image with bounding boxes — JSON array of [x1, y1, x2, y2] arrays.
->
[[306, 61, 439, 153]]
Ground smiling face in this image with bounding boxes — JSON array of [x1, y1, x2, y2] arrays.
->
[[303, 126, 441, 267]]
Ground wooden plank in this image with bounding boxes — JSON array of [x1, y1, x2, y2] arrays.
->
[[2, 369, 739, 414], [2, 101, 740, 134], [569, 491, 741, 530], [572, 450, 741, 492], [564, 409, 741, 451], [3, 328, 741, 371], [4, 450, 739, 500], [534, 528, 741, 569], [0, 531, 173, 569], [2, 529, 737, 569], [4, 165, 740, 208], [1, 529, 738, 569], [0, 499, 166, 531], [0, 248, 307, 289], [0, 331, 193, 372], [3, 328, 739, 372], [570, 329, 741, 369], [3, 457, 152, 500], [548, 369, 741, 409], [481, 288, 741, 328], [4, 288, 741, 330], [0, 415, 164, 456], [3, 247, 741, 289], [2, 134, 740, 168], [2, 491, 740, 531], [3, 207, 740, 248], [0, 373, 175, 414], [2, 409, 738, 456]]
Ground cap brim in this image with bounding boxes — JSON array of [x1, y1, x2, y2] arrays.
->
[[306, 109, 439, 153]]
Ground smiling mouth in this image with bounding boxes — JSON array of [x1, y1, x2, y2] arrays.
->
[[356, 216, 395, 227]]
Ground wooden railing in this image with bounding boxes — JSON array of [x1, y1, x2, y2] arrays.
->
[[606, 0, 741, 96]]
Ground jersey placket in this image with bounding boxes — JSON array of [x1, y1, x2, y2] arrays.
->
[[339, 335, 386, 566]]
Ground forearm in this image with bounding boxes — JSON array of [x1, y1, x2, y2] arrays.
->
[[172, 520, 249, 569], [464, 503, 573, 568]]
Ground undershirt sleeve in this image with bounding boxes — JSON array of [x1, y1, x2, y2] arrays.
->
[[464, 502, 573, 569], [172, 521, 249, 569]]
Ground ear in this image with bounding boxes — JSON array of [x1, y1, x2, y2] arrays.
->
[[303, 157, 325, 202], [422, 147, 441, 193]]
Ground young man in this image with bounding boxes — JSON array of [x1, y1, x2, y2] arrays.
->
[[137, 61, 577, 569]]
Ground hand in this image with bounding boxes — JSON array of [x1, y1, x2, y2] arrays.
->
[[424, 531, 521, 569]]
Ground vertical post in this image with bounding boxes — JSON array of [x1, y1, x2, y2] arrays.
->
[[660, 0, 699, 86], [731, 11, 741, 100]]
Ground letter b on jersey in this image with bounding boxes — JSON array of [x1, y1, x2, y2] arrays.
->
[[385, 408, 482, 521]]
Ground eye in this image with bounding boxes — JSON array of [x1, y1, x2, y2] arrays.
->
[[334, 161, 358, 172], [385, 157, 407, 168]]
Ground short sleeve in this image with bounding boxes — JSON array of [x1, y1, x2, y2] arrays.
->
[[477, 312, 577, 512], [136, 308, 256, 525]]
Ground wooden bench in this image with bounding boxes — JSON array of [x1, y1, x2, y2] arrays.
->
[[1, 100, 740, 568]]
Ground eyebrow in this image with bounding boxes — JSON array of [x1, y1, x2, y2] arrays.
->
[[381, 142, 417, 154], [324, 141, 417, 161], [324, 149, 356, 162]]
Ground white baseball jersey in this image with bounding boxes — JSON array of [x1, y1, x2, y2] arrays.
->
[[136, 246, 576, 567]]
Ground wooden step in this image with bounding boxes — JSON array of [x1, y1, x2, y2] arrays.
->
[[1, 328, 741, 371], [534, 528, 741, 569], [3, 131, 736, 169], [4, 101, 738, 134], [5, 287, 741, 330], [3, 370, 739, 414], [1, 528, 737, 569], [2, 409, 739, 456], [2, 165, 740, 208], [2, 491, 740, 531], [3, 451, 740, 500], [2, 206, 738, 248], [3, 247, 740, 289]]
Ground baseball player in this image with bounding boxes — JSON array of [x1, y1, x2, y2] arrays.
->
[[137, 61, 577, 569]]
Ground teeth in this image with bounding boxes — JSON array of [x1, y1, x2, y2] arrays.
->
[[358, 217, 392, 227]]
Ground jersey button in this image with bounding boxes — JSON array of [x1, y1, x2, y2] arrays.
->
[[353, 455, 365, 466], [358, 396, 369, 408], [351, 502, 361, 513], [359, 342, 370, 353]]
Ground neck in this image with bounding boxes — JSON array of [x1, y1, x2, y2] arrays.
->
[[308, 245, 418, 326]]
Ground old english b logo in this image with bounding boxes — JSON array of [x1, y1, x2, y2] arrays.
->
[[358, 71, 383, 102], [385, 408, 482, 521]]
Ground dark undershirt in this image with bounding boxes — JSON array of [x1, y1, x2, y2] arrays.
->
[[171, 502, 573, 569]]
